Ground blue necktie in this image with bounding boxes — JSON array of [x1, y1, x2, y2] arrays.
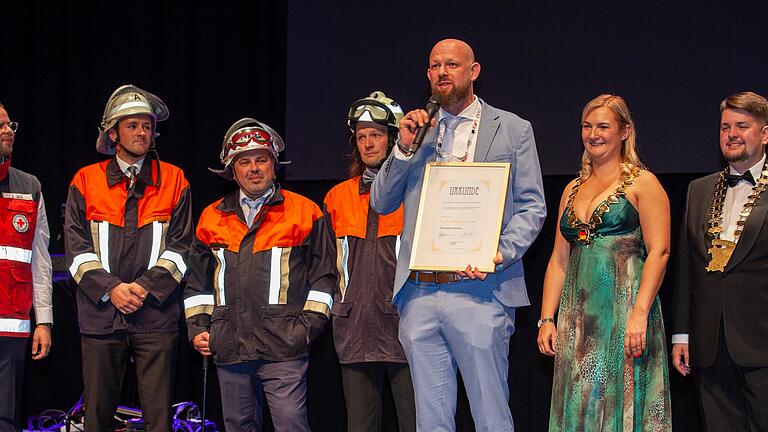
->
[[441, 117, 463, 161], [243, 197, 264, 227]]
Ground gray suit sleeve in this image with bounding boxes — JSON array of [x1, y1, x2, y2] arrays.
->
[[497, 120, 546, 268]]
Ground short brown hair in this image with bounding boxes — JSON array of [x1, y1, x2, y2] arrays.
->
[[720, 92, 768, 126]]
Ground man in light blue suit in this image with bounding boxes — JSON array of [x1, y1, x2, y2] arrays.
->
[[370, 38, 546, 431]]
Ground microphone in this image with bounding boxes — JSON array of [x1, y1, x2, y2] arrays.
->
[[404, 94, 441, 154]]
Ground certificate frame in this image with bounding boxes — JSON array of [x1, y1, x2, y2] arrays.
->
[[409, 162, 510, 272]]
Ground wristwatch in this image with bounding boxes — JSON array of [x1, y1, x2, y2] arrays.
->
[[537, 317, 555, 328]]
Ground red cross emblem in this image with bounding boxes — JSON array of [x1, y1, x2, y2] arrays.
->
[[12, 214, 29, 233]]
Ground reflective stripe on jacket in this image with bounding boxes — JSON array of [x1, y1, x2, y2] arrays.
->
[[0, 182, 38, 338], [324, 176, 407, 363], [184, 185, 337, 365], [65, 158, 193, 335]]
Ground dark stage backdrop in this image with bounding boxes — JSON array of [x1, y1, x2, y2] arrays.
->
[[2, 1, 764, 431], [286, 1, 768, 180]]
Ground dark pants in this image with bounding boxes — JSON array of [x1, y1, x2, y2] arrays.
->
[[694, 326, 768, 432], [0, 337, 26, 432], [340, 362, 416, 432], [217, 358, 310, 432], [81, 332, 178, 432]]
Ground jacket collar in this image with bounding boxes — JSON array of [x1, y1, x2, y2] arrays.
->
[[472, 98, 501, 162], [106, 157, 154, 188], [216, 182, 285, 215]]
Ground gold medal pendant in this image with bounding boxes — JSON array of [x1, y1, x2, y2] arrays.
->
[[706, 239, 736, 272]]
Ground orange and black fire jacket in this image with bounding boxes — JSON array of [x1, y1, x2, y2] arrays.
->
[[323, 176, 407, 364], [65, 158, 193, 335], [184, 185, 337, 365]]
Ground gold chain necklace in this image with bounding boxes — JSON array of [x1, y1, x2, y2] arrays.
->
[[565, 168, 642, 245], [705, 163, 768, 272]]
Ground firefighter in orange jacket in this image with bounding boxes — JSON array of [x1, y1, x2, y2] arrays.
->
[[184, 118, 336, 432], [64, 85, 193, 432], [324, 91, 416, 432], [0, 101, 53, 432]]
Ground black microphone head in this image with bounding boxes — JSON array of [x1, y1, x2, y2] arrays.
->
[[426, 94, 441, 116]]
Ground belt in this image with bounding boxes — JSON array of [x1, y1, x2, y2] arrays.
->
[[408, 271, 463, 284]]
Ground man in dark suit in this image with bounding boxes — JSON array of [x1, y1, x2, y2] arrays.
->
[[673, 91, 768, 432]]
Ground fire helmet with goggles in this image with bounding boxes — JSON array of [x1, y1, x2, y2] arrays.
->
[[347, 91, 403, 133], [210, 118, 289, 180], [96, 84, 169, 155]]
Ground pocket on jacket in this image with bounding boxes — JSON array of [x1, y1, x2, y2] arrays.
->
[[374, 300, 401, 337], [485, 153, 513, 163], [261, 305, 308, 358], [209, 306, 233, 360], [10, 266, 32, 315], [331, 301, 354, 318], [6, 198, 36, 213], [375, 300, 399, 316]]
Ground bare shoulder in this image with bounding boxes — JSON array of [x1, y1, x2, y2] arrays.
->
[[558, 178, 579, 209], [634, 170, 665, 191], [562, 178, 579, 196], [632, 169, 669, 204]]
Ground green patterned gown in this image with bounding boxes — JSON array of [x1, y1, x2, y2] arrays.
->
[[548, 189, 672, 432]]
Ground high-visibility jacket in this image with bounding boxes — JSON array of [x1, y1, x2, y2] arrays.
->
[[323, 176, 407, 363], [184, 185, 337, 365], [65, 158, 193, 335], [0, 167, 52, 338]]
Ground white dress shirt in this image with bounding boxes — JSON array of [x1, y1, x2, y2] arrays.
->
[[32, 193, 52, 324], [115, 155, 145, 178], [436, 96, 481, 163], [394, 96, 482, 162], [239, 187, 274, 226]]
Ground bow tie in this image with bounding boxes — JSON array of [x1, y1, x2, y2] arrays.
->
[[725, 170, 756, 188]]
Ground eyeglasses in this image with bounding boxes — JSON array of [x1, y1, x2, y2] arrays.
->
[[0, 121, 18, 133]]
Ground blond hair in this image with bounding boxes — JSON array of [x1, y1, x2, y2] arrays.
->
[[579, 94, 643, 180]]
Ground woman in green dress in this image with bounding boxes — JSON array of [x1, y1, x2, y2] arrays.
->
[[537, 94, 672, 431]]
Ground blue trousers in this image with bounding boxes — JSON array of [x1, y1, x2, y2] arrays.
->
[[396, 279, 516, 432]]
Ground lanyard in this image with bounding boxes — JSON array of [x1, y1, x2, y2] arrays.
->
[[436, 102, 483, 162]]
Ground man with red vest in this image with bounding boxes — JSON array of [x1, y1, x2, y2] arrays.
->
[[323, 91, 415, 432], [184, 118, 336, 432], [0, 102, 52, 432], [64, 85, 193, 432]]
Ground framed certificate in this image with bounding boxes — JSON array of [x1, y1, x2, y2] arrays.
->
[[410, 162, 510, 272]]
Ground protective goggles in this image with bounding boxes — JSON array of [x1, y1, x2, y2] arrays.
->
[[224, 127, 276, 157], [348, 100, 397, 125]]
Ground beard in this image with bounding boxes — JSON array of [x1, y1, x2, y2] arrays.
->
[[0, 142, 13, 157], [723, 141, 750, 163], [432, 79, 471, 107]]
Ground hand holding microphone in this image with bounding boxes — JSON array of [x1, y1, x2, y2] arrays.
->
[[398, 94, 441, 155]]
